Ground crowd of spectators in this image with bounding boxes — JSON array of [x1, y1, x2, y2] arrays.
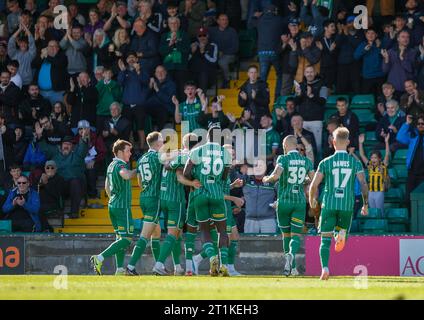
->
[[0, 0, 423, 233]]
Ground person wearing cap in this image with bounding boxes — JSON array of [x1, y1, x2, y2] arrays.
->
[[251, 3, 284, 100], [280, 18, 301, 96], [179, 0, 207, 40], [38, 160, 65, 231], [163, 1, 189, 33], [74, 120, 106, 200], [188, 26, 218, 93], [335, 15, 363, 94], [130, 18, 160, 77], [209, 13, 239, 89], [289, 31, 322, 84], [35, 121, 90, 219]]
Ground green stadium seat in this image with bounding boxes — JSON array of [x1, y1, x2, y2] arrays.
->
[[393, 165, 408, 183], [388, 223, 408, 233], [385, 187, 404, 203], [387, 208, 409, 224], [350, 219, 360, 233], [353, 110, 376, 127], [351, 94, 375, 110], [324, 109, 336, 122], [364, 131, 378, 142], [361, 219, 389, 234], [273, 95, 294, 109], [388, 167, 398, 184], [392, 149, 408, 165], [384, 202, 400, 211], [0, 220, 12, 233], [358, 207, 382, 219]]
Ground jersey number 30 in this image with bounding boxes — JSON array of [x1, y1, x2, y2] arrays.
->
[[201, 157, 224, 175]]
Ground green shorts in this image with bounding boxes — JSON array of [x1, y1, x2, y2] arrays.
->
[[319, 209, 353, 234], [161, 199, 186, 229], [186, 194, 198, 228], [277, 200, 306, 234], [140, 196, 161, 224], [225, 201, 236, 233], [192, 194, 226, 223], [109, 207, 134, 238]]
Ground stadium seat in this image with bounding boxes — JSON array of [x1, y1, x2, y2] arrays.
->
[[358, 207, 382, 219], [0, 220, 12, 233], [326, 95, 349, 109], [273, 95, 294, 109], [351, 94, 375, 110], [385, 187, 404, 203], [387, 208, 409, 224], [324, 109, 336, 122], [388, 167, 398, 183], [361, 219, 389, 234], [350, 219, 360, 233], [392, 149, 408, 165], [353, 110, 376, 129], [388, 223, 408, 233], [393, 165, 408, 183]]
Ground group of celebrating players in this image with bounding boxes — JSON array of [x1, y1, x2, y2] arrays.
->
[[90, 124, 369, 280]]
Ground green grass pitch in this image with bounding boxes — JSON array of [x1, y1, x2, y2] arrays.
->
[[1, 276, 424, 299]]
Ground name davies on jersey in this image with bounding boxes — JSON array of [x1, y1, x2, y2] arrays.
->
[[333, 160, 350, 168]]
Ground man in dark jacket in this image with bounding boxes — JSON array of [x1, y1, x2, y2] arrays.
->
[[0, 69, 22, 123], [144, 65, 177, 130], [317, 20, 338, 90], [294, 65, 328, 154], [280, 18, 301, 96], [2, 174, 41, 232], [67, 72, 99, 128], [18, 84, 52, 128], [37, 160, 65, 231], [37, 115, 71, 146], [252, 4, 284, 99], [35, 124, 89, 219], [33, 40, 69, 105], [375, 99, 407, 153], [238, 65, 270, 129], [130, 18, 160, 77], [335, 15, 363, 94], [188, 27, 219, 93], [102, 102, 132, 153], [330, 97, 360, 151]]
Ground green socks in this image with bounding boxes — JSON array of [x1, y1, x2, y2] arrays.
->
[[100, 238, 131, 259], [158, 234, 176, 264], [283, 235, 291, 254], [210, 228, 219, 255], [184, 232, 196, 260], [228, 240, 238, 265], [320, 237, 332, 269], [115, 249, 126, 269], [128, 237, 148, 267], [289, 235, 300, 269], [172, 236, 182, 265], [151, 238, 161, 262], [203, 242, 216, 259], [220, 247, 229, 265]]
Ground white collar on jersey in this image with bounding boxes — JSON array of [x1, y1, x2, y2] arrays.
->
[[112, 157, 127, 164], [287, 150, 299, 154], [148, 149, 158, 153], [334, 150, 348, 154]]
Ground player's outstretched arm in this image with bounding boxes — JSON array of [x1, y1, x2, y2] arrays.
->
[[262, 166, 283, 184], [309, 172, 323, 209], [357, 171, 369, 216], [119, 168, 137, 180]]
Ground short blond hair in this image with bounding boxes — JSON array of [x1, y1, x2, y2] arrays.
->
[[146, 131, 162, 147], [112, 139, 132, 157], [333, 127, 350, 142]]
